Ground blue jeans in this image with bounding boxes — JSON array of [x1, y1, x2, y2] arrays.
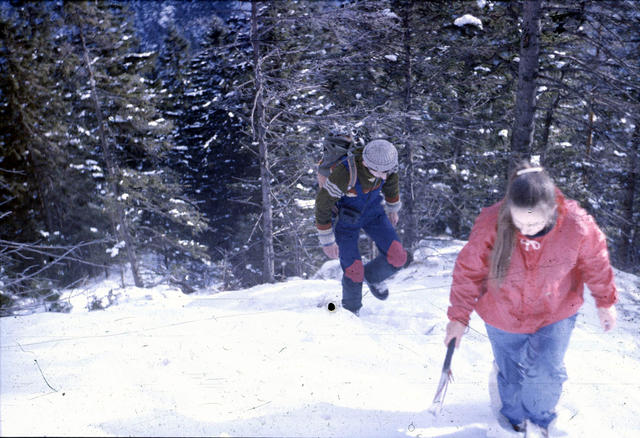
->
[[485, 314, 577, 428]]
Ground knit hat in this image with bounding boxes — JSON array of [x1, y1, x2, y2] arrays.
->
[[362, 139, 398, 173]]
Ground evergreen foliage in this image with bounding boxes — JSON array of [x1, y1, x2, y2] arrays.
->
[[1, 1, 209, 313], [1, 0, 638, 314], [177, 8, 259, 288], [534, 0, 640, 270], [0, 1, 105, 308], [62, 1, 209, 289]]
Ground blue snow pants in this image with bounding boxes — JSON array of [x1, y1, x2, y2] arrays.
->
[[334, 178, 406, 313], [485, 313, 577, 429]]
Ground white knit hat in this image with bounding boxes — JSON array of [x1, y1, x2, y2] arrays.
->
[[362, 139, 398, 173]]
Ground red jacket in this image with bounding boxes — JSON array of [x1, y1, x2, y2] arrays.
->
[[447, 191, 617, 334]]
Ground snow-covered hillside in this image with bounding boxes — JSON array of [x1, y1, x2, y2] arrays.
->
[[1, 238, 639, 437]]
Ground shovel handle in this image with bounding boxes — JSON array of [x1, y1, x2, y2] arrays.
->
[[442, 337, 456, 372]]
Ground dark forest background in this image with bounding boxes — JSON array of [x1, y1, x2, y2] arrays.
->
[[1, 0, 638, 315]]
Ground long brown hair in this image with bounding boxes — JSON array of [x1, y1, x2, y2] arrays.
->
[[489, 162, 557, 286]]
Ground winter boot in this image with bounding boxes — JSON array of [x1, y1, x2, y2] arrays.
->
[[496, 414, 525, 434], [366, 280, 389, 300], [403, 249, 414, 268], [512, 421, 526, 433], [525, 420, 548, 438]]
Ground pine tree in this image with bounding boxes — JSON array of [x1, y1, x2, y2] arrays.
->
[[181, 1, 328, 285], [178, 10, 260, 288], [0, 2, 65, 243], [157, 25, 190, 139], [245, 1, 349, 281], [0, 1, 107, 303], [63, 1, 209, 288], [510, 0, 542, 169], [534, 1, 640, 270], [313, 1, 521, 241]]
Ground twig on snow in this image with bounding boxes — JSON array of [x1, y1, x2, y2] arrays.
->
[[33, 359, 58, 392]]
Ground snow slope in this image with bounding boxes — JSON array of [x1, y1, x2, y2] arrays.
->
[[1, 238, 639, 437]]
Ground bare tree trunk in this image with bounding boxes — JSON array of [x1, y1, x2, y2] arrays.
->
[[251, 1, 275, 283], [540, 71, 564, 163], [78, 27, 143, 287], [449, 111, 464, 237], [539, 91, 561, 163], [400, 2, 417, 250], [586, 100, 595, 159], [291, 228, 303, 278], [510, 0, 542, 171]]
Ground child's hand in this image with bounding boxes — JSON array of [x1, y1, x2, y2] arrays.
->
[[387, 211, 399, 226], [322, 243, 339, 259], [598, 306, 617, 332], [445, 320, 467, 348]]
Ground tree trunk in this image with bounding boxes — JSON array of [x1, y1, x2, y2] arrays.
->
[[449, 118, 463, 237], [540, 71, 564, 164], [539, 91, 561, 164], [510, 0, 542, 171], [400, 2, 417, 250], [78, 27, 143, 287], [251, 1, 275, 283]]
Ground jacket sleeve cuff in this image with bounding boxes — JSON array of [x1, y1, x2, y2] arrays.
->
[[385, 198, 402, 214], [447, 307, 470, 326], [317, 227, 335, 247], [595, 294, 617, 308]]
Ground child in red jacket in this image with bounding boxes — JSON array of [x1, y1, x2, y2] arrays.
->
[[444, 162, 617, 436]]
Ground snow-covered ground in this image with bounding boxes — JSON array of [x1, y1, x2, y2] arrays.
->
[[1, 237, 639, 437]]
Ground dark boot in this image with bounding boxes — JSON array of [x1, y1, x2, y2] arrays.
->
[[365, 279, 389, 300], [363, 254, 398, 300], [497, 414, 526, 434], [403, 250, 414, 268]]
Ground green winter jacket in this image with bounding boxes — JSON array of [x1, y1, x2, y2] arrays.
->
[[314, 150, 401, 245]]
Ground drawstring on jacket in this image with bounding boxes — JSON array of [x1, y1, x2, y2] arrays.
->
[[520, 239, 541, 251]]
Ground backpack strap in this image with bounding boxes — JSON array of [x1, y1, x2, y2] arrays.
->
[[345, 153, 357, 190]]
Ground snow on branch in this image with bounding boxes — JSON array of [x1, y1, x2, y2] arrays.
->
[[454, 14, 483, 30]]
